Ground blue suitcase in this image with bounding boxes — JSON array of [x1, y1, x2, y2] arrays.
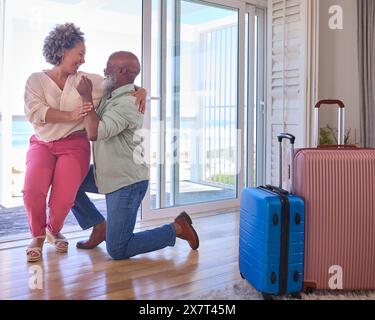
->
[[239, 134, 305, 298]]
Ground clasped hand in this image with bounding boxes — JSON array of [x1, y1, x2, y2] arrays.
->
[[70, 103, 93, 121], [76, 76, 93, 100], [71, 75, 94, 121]]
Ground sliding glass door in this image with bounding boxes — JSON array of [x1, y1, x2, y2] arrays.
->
[[143, 0, 248, 219]]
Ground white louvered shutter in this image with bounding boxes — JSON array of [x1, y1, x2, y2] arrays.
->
[[266, 0, 307, 187]]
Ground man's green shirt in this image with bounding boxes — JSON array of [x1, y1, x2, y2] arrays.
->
[[93, 84, 149, 194]]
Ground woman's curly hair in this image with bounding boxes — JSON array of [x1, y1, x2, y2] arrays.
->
[[43, 23, 85, 65]]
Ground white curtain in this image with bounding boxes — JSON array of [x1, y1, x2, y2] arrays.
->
[[358, 0, 375, 147]]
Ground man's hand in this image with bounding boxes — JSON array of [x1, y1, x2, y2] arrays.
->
[[69, 103, 93, 121], [76, 76, 93, 102], [128, 87, 147, 114]]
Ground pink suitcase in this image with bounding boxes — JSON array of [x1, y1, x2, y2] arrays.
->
[[293, 100, 375, 291]]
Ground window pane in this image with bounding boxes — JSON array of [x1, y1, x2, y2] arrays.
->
[[4, 0, 142, 201], [167, 0, 239, 206]]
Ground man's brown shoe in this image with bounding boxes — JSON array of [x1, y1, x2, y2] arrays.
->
[[175, 212, 199, 250], [77, 220, 106, 250]]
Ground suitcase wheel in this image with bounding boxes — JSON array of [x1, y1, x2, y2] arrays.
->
[[262, 294, 274, 301], [240, 273, 245, 280], [290, 293, 302, 300], [304, 287, 315, 295]]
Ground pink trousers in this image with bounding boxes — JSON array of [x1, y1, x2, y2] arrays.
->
[[23, 132, 90, 237]]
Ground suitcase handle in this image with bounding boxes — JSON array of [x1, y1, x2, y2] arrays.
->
[[278, 133, 296, 145], [315, 99, 345, 109], [260, 185, 289, 195], [277, 133, 295, 193], [314, 99, 345, 146]]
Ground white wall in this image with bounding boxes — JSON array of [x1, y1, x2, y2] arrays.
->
[[318, 0, 361, 144]]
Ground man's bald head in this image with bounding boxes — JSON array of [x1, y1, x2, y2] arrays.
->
[[108, 51, 141, 84]]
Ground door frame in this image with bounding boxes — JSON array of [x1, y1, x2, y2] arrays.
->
[[0, 0, 13, 208]]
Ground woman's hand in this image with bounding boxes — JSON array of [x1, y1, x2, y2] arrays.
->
[[128, 87, 147, 114], [76, 76, 93, 102], [69, 103, 93, 121]]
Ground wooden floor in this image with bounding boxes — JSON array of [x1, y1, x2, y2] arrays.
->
[[0, 212, 242, 300]]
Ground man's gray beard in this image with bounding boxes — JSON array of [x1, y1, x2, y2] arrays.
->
[[102, 76, 117, 96]]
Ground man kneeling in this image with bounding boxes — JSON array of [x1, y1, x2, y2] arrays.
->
[[72, 51, 199, 259]]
